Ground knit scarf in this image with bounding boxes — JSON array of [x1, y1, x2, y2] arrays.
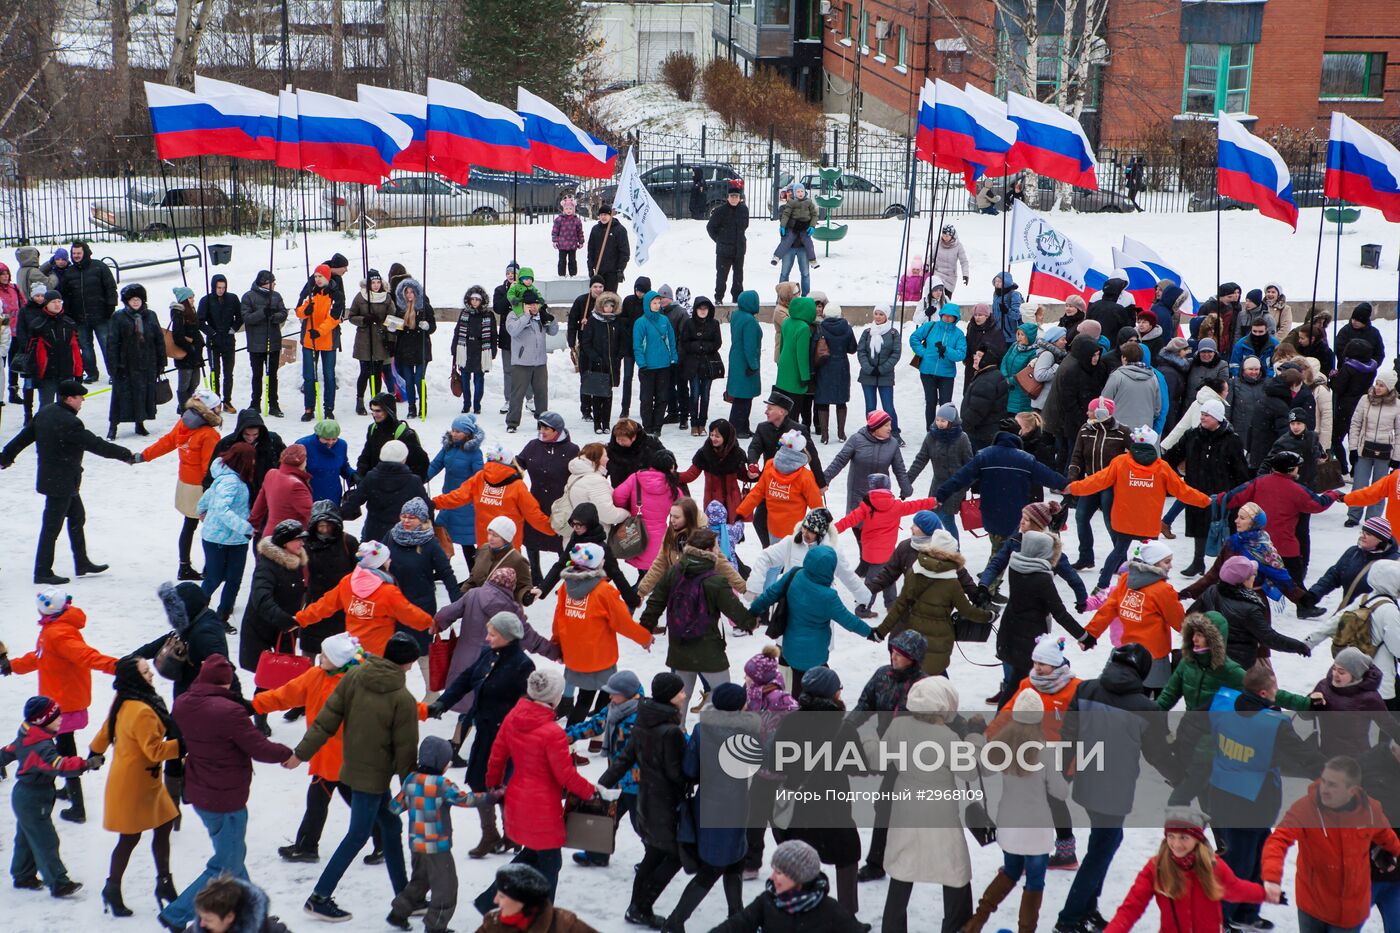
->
[[1169, 851, 1197, 870], [1227, 529, 1292, 600], [389, 522, 435, 547], [603, 697, 639, 755], [770, 879, 826, 915], [1030, 664, 1073, 695], [932, 424, 963, 443], [1009, 548, 1053, 575], [497, 910, 533, 929]]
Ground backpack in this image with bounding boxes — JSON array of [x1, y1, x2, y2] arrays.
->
[[550, 475, 580, 537], [665, 567, 719, 641], [813, 329, 831, 369], [1332, 595, 1388, 658]]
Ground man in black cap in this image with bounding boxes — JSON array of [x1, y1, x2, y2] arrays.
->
[[300, 252, 349, 311], [0, 378, 136, 583], [1335, 300, 1386, 369], [745, 389, 825, 545], [586, 204, 630, 294], [707, 179, 749, 302]]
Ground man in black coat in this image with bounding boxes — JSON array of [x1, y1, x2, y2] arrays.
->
[[341, 440, 433, 544], [567, 278, 605, 353], [57, 240, 118, 384], [586, 206, 630, 294], [197, 274, 244, 413], [356, 392, 429, 480], [1086, 276, 1135, 350], [706, 182, 749, 303], [1041, 334, 1105, 466], [1334, 301, 1387, 370], [1, 379, 135, 583], [210, 408, 286, 503]]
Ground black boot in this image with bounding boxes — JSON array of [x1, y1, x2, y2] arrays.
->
[[1182, 538, 1207, 577], [177, 563, 203, 581], [253, 713, 272, 737], [836, 404, 848, 441], [102, 878, 133, 916], [58, 778, 85, 823], [155, 873, 177, 909], [817, 407, 829, 444]]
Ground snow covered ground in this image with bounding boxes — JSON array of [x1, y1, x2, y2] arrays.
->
[[0, 211, 1383, 932]]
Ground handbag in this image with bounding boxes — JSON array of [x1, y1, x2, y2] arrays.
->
[[449, 368, 462, 398], [1204, 496, 1229, 559], [1014, 361, 1045, 399], [1362, 440, 1393, 461], [254, 632, 312, 691], [162, 328, 187, 360], [1311, 454, 1344, 492], [154, 377, 174, 406], [952, 611, 993, 643], [154, 632, 191, 681], [563, 793, 618, 854], [427, 630, 457, 692], [963, 766, 997, 846], [608, 482, 648, 560], [702, 358, 726, 380], [958, 496, 986, 537], [763, 570, 798, 638]]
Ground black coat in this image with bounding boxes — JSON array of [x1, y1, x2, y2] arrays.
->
[[340, 462, 432, 545], [578, 312, 623, 385], [385, 532, 457, 650], [210, 410, 286, 501], [12, 303, 81, 383], [451, 302, 496, 375], [601, 698, 687, 853], [1041, 335, 1104, 439], [1247, 378, 1313, 469], [619, 291, 644, 358], [197, 286, 244, 352], [391, 298, 435, 366], [770, 695, 862, 866], [517, 433, 580, 551], [57, 251, 117, 325], [357, 409, 429, 480], [137, 584, 238, 698], [302, 521, 358, 654], [1158, 355, 1189, 433], [566, 292, 597, 350], [961, 364, 1010, 450], [1189, 582, 1310, 668], [999, 567, 1085, 673], [963, 317, 1006, 386], [107, 305, 166, 423], [607, 431, 662, 489], [812, 316, 857, 406], [712, 878, 864, 933], [169, 307, 205, 372], [586, 220, 630, 275], [678, 313, 723, 381], [1165, 423, 1252, 537], [1335, 321, 1386, 370], [237, 539, 308, 672], [437, 640, 535, 791], [1267, 427, 1322, 489], [239, 286, 289, 355], [746, 417, 825, 480], [492, 279, 514, 352], [1088, 284, 1135, 346], [0, 399, 133, 495], [706, 201, 749, 257], [1332, 358, 1380, 447]]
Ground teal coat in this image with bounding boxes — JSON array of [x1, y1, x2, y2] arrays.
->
[[749, 545, 871, 671], [1000, 323, 1040, 413], [726, 291, 763, 400], [910, 310, 966, 378], [633, 291, 678, 371]]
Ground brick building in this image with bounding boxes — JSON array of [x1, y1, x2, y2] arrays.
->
[[824, 0, 1400, 142]]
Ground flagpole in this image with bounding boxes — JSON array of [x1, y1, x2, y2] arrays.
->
[[1310, 204, 1326, 322], [268, 163, 277, 274], [196, 155, 212, 296], [1333, 204, 1343, 324], [1001, 167, 1010, 277], [890, 144, 919, 318], [299, 180, 310, 278], [154, 158, 190, 288], [511, 171, 519, 263]]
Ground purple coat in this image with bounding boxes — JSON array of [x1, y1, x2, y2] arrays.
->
[[433, 579, 558, 714], [1310, 665, 1388, 758], [172, 655, 293, 812]]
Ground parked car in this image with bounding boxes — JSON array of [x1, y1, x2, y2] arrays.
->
[[781, 170, 918, 219], [585, 161, 743, 219], [325, 172, 508, 226], [90, 184, 256, 236], [1188, 168, 1329, 212], [467, 167, 578, 214]]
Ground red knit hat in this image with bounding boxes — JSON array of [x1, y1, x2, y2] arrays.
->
[[1021, 501, 1060, 530], [866, 410, 892, 431], [314, 263, 332, 280]]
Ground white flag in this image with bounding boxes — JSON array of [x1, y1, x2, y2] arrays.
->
[[1006, 200, 1103, 291], [611, 147, 669, 265]]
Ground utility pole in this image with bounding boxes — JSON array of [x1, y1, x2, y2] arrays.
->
[[846, 0, 865, 170], [280, 0, 290, 86]]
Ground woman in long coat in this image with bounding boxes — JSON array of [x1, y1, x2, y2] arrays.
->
[[427, 413, 486, 563], [106, 283, 166, 439], [238, 520, 309, 732], [813, 301, 858, 445], [88, 656, 183, 915], [725, 290, 763, 437], [348, 269, 394, 415]]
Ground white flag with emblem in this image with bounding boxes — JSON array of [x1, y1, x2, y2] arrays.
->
[[611, 147, 669, 265], [1006, 200, 1106, 294]]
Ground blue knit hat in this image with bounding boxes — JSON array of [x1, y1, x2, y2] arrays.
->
[[913, 510, 943, 535]]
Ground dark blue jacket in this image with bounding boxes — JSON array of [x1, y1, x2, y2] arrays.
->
[[812, 316, 857, 406], [933, 433, 1069, 538], [437, 641, 536, 790], [295, 435, 355, 506], [385, 532, 458, 651], [1306, 540, 1400, 603], [980, 532, 1088, 605]]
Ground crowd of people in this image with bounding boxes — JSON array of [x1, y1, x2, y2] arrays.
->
[[1, 223, 1400, 933]]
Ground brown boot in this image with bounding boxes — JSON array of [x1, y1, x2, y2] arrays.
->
[[817, 408, 829, 444], [962, 870, 1017, 933], [836, 404, 848, 441], [468, 804, 501, 858], [1160, 520, 1176, 540], [1017, 888, 1043, 933]]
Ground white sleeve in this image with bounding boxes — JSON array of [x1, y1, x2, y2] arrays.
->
[[1162, 399, 1199, 452], [835, 549, 875, 606], [747, 538, 787, 599]]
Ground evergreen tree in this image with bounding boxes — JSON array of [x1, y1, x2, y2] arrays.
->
[[457, 0, 598, 108]]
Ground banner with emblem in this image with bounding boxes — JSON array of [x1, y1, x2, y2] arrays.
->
[[1006, 201, 1110, 302]]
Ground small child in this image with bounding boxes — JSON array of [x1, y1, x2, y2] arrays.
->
[[1103, 807, 1265, 933], [0, 696, 99, 897], [835, 473, 938, 606], [185, 875, 291, 932], [387, 735, 497, 932], [551, 196, 585, 277], [564, 669, 643, 867], [769, 183, 819, 269], [706, 499, 748, 578], [898, 263, 928, 303], [907, 403, 973, 541], [736, 429, 824, 542]]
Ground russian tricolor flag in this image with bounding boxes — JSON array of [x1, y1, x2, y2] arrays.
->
[[1217, 112, 1297, 229], [1121, 237, 1200, 315], [923, 80, 1015, 192], [276, 90, 301, 170], [914, 79, 937, 166], [425, 78, 532, 182], [1111, 248, 1165, 310], [190, 76, 279, 161], [295, 89, 413, 185], [358, 84, 428, 171], [146, 82, 275, 161], [517, 87, 616, 178], [1325, 111, 1400, 222], [1007, 92, 1097, 190]]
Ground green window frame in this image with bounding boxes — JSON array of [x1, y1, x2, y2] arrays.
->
[[859, 9, 868, 52], [843, 3, 852, 39], [876, 30, 887, 59], [897, 26, 908, 68], [1182, 43, 1253, 115], [1320, 52, 1386, 100]]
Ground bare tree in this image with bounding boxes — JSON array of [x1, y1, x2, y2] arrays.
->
[[111, 0, 131, 127], [330, 0, 344, 94], [168, 0, 218, 88]]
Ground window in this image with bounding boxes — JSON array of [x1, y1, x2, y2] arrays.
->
[[1182, 43, 1253, 115], [1036, 35, 1063, 101], [757, 0, 789, 26], [843, 3, 852, 39], [876, 31, 886, 59], [859, 10, 868, 52], [897, 27, 908, 68], [1321, 52, 1386, 99]]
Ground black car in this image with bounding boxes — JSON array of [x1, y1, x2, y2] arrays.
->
[[467, 167, 578, 214], [1188, 168, 1329, 212], [586, 161, 743, 219]]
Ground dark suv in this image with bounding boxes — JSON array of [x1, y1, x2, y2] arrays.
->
[[467, 167, 579, 215], [586, 161, 743, 219]]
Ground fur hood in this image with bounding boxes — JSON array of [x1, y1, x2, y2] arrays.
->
[[394, 276, 426, 309], [184, 394, 223, 429], [1182, 611, 1227, 669], [562, 566, 605, 600], [158, 580, 210, 633], [463, 284, 490, 308], [598, 290, 622, 313], [912, 548, 963, 578], [257, 536, 310, 570]]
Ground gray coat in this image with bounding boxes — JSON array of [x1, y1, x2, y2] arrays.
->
[[1185, 354, 1230, 400], [824, 426, 913, 514], [240, 286, 289, 355], [504, 309, 558, 367], [1229, 372, 1269, 454], [857, 326, 900, 387], [908, 429, 973, 504], [1101, 363, 1161, 434]]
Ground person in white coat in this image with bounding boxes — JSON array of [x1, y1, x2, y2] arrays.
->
[[1162, 379, 1229, 452], [1306, 558, 1400, 703], [745, 508, 872, 606], [553, 444, 631, 535], [869, 676, 972, 933], [932, 225, 971, 296]]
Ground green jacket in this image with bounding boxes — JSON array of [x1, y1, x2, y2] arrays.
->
[[775, 296, 817, 396], [641, 547, 756, 673], [295, 654, 419, 793], [1157, 611, 1312, 712], [876, 544, 992, 676], [780, 195, 820, 232], [506, 267, 539, 316]]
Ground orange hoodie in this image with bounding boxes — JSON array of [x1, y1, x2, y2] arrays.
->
[[8, 607, 117, 714], [253, 665, 345, 781], [296, 568, 433, 657], [142, 415, 221, 485], [736, 461, 824, 540], [296, 288, 340, 351], [1067, 453, 1210, 539], [1342, 468, 1400, 531], [432, 460, 553, 548], [552, 570, 652, 674], [986, 675, 1082, 741], [1086, 564, 1184, 659]]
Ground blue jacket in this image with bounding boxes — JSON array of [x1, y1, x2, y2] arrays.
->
[[565, 694, 642, 795], [1230, 334, 1279, 377], [1306, 540, 1399, 602], [910, 312, 966, 378], [633, 292, 678, 371], [932, 432, 1069, 538], [295, 434, 355, 505], [680, 722, 749, 867], [726, 292, 764, 400], [427, 430, 485, 545], [991, 270, 1023, 345], [749, 546, 871, 671], [197, 460, 255, 546], [980, 532, 1088, 605]]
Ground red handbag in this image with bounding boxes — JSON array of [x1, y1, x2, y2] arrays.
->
[[959, 496, 986, 537], [428, 630, 457, 692], [254, 632, 312, 690]]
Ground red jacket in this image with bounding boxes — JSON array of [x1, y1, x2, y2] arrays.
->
[[1227, 473, 1332, 558], [249, 462, 313, 539], [486, 697, 596, 850], [296, 568, 433, 657], [1261, 780, 1400, 927], [835, 489, 937, 564], [1104, 855, 1263, 933], [8, 607, 117, 714]]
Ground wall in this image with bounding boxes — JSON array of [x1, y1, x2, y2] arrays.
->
[[589, 2, 715, 86]]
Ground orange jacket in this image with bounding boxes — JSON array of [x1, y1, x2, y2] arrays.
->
[[1342, 468, 1400, 531], [8, 607, 117, 714], [986, 675, 1082, 742], [296, 288, 341, 351], [1261, 781, 1400, 928], [296, 568, 433, 657], [253, 665, 345, 781], [1086, 568, 1184, 659], [551, 575, 652, 674], [432, 460, 553, 548], [1067, 454, 1210, 539], [737, 462, 824, 540], [142, 419, 221, 486]]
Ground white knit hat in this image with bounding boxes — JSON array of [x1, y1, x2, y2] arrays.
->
[[1130, 425, 1159, 446], [320, 632, 362, 668], [190, 386, 221, 412], [1199, 398, 1226, 422], [1031, 635, 1067, 668], [1135, 539, 1173, 565], [527, 667, 565, 707], [36, 586, 70, 617], [483, 442, 512, 463], [357, 540, 391, 569], [487, 515, 517, 543], [1012, 689, 1046, 724], [379, 440, 409, 464]]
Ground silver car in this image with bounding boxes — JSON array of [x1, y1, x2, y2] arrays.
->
[[90, 184, 250, 236], [327, 173, 509, 225]]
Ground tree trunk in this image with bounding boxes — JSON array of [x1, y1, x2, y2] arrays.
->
[[331, 0, 344, 93], [111, 0, 130, 128], [168, 0, 215, 89]]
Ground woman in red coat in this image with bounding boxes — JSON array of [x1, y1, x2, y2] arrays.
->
[[249, 443, 313, 539], [478, 667, 610, 915], [678, 418, 757, 521], [1105, 808, 1266, 933]]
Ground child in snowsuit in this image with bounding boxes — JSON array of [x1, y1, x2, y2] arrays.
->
[[737, 429, 825, 541], [386, 735, 496, 933], [0, 696, 100, 896], [706, 499, 749, 578], [552, 197, 586, 278], [835, 473, 937, 607]]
